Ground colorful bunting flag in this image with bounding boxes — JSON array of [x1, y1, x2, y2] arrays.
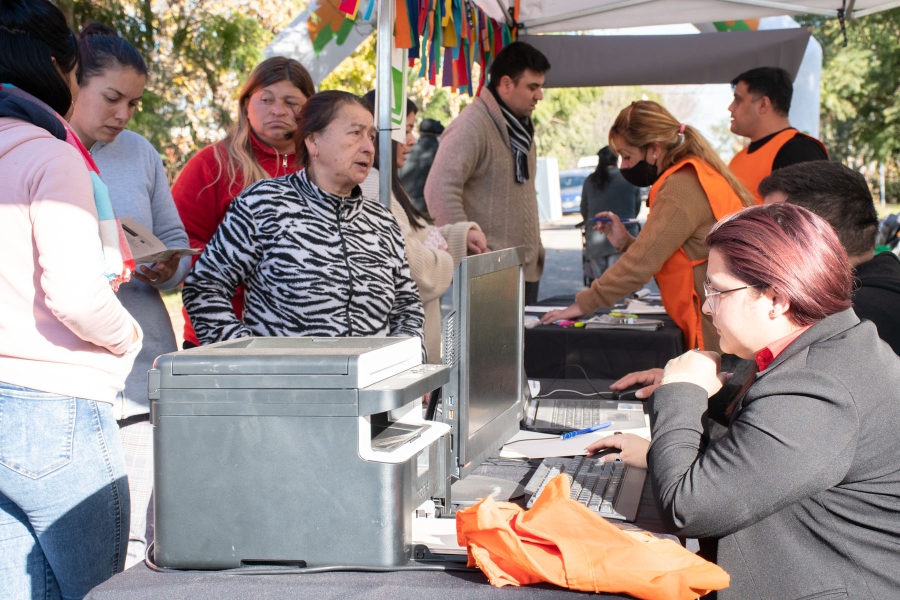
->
[[338, 0, 362, 18], [331, 0, 515, 96]]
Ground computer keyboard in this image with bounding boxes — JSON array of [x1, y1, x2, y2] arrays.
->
[[550, 400, 613, 430], [523, 456, 644, 521]]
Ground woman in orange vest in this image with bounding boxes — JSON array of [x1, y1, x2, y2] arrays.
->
[[541, 101, 754, 353]]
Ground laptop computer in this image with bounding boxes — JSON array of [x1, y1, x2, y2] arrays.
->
[[523, 385, 646, 434]]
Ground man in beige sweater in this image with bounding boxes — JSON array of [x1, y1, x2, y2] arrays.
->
[[425, 41, 550, 304]]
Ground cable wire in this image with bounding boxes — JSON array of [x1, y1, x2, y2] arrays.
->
[[144, 542, 478, 575], [534, 364, 606, 398]]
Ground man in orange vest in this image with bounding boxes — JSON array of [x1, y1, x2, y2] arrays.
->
[[728, 67, 828, 204]]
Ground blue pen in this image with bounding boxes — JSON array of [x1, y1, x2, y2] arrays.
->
[[560, 421, 612, 440], [593, 217, 639, 224]]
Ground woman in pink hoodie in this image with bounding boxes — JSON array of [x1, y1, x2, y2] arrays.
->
[[0, 1, 142, 597]]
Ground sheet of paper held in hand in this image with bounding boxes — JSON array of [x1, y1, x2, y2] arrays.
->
[[120, 217, 200, 264], [499, 415, 651, 460]]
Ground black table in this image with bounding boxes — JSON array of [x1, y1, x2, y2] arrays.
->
[[85, 473, 666, 600], [85, 381, 668, 600], [524, 297, 684, 380]]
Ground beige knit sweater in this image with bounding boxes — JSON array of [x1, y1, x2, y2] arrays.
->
[[424, 90, 544, 282], [362, 171, 479, 362], [575, 167, 721, 352]]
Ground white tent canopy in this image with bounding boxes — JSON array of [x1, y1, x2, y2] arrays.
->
[[472, 0, 899, 32]]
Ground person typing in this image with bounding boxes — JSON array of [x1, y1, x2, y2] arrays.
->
[[591, 203, 900, 599]]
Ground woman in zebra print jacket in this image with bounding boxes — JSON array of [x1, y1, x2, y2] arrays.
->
[[182, 91, 425, 348]]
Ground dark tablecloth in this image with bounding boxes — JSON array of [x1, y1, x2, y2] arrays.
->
[[524, 297, 684, 380], [85, 382, 670, 600]]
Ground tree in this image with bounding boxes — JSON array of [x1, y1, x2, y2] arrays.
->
[[798, 10, 900, 201], [533, 86, 662, 170], [68, 0, 303, 178]]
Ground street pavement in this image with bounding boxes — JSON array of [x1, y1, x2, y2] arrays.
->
[[537, 214, 587, 302]]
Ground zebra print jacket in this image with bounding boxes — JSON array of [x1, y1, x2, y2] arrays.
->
[[182, 169, 425, 348]]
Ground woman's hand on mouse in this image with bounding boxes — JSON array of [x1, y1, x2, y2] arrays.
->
[[609, 368, 664, 399], [585, 433, 649, 469]]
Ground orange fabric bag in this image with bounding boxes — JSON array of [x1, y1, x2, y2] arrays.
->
[[456, 474, 729, 598]]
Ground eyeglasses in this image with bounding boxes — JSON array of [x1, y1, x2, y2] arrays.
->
[[702, 281, 757, 315]]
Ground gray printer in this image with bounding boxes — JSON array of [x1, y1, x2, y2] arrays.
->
[[148, 336, 451, 569]]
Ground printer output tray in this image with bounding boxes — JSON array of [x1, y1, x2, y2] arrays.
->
[[371, 422, 427, 452]]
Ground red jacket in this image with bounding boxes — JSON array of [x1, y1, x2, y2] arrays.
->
[[172, 132, 299, 345]]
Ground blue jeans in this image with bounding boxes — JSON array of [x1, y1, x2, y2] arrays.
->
[[0, 382, 130, 600]]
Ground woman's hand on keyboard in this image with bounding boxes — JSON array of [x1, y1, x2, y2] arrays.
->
[[610, 368, 663, 399], [585, 434, 649, 469]]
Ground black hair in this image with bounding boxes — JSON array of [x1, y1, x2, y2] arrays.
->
[[759, 161, 878, 256], [731, 67, 793, 117], [360, 90, 425, 230], [591, 146, 618, 190], [487, 41, 550, 90], [77, 22, 148, 84], [0, 0, 79, 116]]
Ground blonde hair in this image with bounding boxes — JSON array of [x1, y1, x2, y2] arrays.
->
[[213, 57, 315, 191], [609, 100, 754, 207]]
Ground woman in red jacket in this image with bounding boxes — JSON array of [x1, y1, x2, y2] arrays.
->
[[173, 56, 314, 347]]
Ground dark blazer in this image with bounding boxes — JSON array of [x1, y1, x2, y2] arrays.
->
[[648, 309, 900, 600]]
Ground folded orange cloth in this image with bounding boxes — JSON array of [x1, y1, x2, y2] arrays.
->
[[456, 474, 729, 598]]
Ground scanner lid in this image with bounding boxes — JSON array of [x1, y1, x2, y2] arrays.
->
[[152, 336, 421, 390]]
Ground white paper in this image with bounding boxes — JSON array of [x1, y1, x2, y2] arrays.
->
[[524, 305, 570, 313], [500, 416, 651, 460], [583, 314, 663, 331], [120, 217, 200, 264], [624, 298, 668, 314], [411, 515, 465, 554]]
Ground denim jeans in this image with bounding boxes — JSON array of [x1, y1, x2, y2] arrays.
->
[[0, 381, 130, 600]]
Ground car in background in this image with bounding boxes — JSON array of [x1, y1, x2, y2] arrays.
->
[[559, 169, 593, 214]]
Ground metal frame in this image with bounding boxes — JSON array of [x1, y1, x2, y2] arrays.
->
[[376, 0, 394, 208]]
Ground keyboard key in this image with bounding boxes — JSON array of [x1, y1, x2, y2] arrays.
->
[[524, 457, 639, 521]]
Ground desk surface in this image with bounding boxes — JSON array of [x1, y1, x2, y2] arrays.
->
[[525, 297, 683, 380], [86, 479, 664, 600], [86, 380, 666, 600]]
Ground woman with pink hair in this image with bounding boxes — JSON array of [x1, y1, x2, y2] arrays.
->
[[611, 203, 900, 599]]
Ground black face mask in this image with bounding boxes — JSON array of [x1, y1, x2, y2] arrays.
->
[[619, 160, 660, 188]]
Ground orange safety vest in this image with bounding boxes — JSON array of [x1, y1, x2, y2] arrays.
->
[[729, 128, 829, 205], [650, 158, 746, 351]]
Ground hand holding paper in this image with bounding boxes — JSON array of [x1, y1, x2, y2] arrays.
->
[[120, 217, 200, 264], [133, 252, 182, 286]]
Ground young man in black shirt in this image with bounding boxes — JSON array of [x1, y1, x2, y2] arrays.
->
[[761, 161, 900, 355]]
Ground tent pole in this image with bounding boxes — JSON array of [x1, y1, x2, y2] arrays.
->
[[376, 0, 394, 208]]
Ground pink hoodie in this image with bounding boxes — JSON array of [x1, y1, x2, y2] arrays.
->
[[0, 117, 142, 403]]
